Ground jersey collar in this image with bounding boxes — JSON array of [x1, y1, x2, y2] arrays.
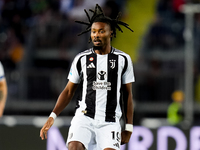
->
[[91, 47, 115, 54]]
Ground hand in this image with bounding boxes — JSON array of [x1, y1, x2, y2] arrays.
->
[[40, 117, 54, 140], [121, 130, 132, 145]]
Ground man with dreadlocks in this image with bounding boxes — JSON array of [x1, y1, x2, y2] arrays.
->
[[40, 4, 135, 150]]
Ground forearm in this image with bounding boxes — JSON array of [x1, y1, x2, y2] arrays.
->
[[0, 79, 7, 101], [0, 90, 7, 110], [52, 82, 78, 116], [126, 95, 134, 124], [121, 93, 134, 145], [123, 83, 134, 125], [0, 79, 7, 117], [52, 90, 73, 116]]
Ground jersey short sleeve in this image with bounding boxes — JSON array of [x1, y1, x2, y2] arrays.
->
[[0, 62, 5, 81], [68, 55, 82, 84], [122, 54, 135, 84]]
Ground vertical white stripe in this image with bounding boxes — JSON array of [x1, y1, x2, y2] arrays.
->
[[79, 56, 87, 112], [115, 55, 124, 119], [95, 54, 108, 120]]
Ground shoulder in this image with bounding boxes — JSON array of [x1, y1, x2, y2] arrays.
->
[[113, 48, 131, 59], [74, 49, 93, 59], [73, 49, 93, 62]]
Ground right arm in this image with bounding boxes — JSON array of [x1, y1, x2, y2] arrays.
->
[[40, 81, 78, 140], [52, 81, 79, 116]]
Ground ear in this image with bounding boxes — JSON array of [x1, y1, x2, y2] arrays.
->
[[110, 31, 113, 37]]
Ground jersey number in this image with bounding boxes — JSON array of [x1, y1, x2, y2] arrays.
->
[[111, 131, 120, 142]]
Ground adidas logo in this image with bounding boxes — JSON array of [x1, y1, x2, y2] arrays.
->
[[87, 63, 95, 68], [113, 143, 120, 148]]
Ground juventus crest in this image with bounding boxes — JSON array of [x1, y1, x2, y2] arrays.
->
[[109, 59, 116, 69]]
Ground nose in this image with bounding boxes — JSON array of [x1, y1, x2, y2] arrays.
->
[[94, 32, 99, 38]]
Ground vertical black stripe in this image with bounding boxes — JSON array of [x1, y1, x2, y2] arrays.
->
[[85, 53, 97, 118], [106, 54, 118, 122], [76, 58, 81, 76], [121, 55, 128, 76], [75, 57, 83, 110], [76, 56, 84, 76]]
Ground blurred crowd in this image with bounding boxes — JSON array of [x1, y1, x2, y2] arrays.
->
[[0, 0, 126, 70], [145, 0, 200, 50], [136, 0, 200, 103]]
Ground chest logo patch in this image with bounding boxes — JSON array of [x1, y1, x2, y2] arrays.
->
[[97, 71, 106, 80], [110, 59, 116, 69]]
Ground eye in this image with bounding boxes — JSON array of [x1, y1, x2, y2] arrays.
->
[[100, 30, 104, 33]]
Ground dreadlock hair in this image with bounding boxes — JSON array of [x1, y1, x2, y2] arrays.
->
[[75, 4, 133, 42]]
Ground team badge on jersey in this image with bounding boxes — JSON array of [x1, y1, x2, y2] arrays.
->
[[109, 59, 116, 69]]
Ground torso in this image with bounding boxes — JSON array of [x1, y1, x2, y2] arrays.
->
[[68, 47, 134, 122]]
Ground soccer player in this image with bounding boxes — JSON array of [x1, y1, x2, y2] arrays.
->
[[0, 61, 7, 117], [40, 4, 135, 150]]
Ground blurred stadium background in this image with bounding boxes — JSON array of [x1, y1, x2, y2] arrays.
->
[[0, 0, 200, 149]]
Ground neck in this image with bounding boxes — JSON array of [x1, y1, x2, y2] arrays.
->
[[94, 44, 111, 55]]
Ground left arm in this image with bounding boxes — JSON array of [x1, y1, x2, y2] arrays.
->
[[0, 78, 8, 117], [121, 82, 134, 145]]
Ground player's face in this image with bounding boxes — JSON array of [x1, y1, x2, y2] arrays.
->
[[91, 22, 112, 48]]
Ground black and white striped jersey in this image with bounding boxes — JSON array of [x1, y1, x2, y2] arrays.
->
[[68, 47, 135, 122]]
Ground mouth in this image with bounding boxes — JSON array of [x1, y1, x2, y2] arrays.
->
[[93, 39, 101, 45]]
